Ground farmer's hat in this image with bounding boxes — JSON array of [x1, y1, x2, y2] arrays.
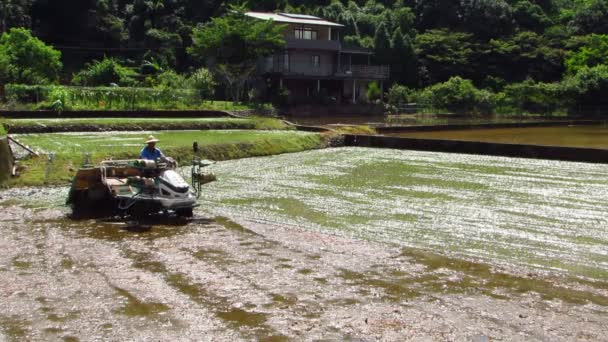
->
[[145, 135, 160, 144]]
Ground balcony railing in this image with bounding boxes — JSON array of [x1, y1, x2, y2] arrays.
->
[[259, 60, 390, 80], [336, 64, 390, 79], [285, 38, 341, 51]]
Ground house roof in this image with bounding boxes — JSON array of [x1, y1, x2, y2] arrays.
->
[[245, 12, 344, 27]]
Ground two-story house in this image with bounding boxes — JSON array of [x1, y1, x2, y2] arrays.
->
[[245, 12, 390, 104]]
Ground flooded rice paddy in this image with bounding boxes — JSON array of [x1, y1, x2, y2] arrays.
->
[[1, 148, 607, 341], [388, 125, 608, 149]]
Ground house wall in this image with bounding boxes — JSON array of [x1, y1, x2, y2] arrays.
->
[[282, 24, 332, 40], [287, 50, 335, 77]]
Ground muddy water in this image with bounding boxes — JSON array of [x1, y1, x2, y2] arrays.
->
[[202, 148, 608, 281], [1, 148, 607, 341], [388, 125, 608, 149]]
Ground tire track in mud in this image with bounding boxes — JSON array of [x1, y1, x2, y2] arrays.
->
[[2, 198, 608, 340]]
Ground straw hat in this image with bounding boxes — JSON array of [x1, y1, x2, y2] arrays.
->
[[145, 135, 160, 144]]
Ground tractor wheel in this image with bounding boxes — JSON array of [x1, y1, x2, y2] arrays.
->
[[176, 208, 194, 218]]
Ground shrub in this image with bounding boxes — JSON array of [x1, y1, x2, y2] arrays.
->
[[153, 70, 188, 89], [4, 84, 200, 110], [366, 82, 382, 102], [187, 68, 216, 100], [72, 58, 139, 87], [5, 84, 51, 103], [417, 77, 491, 114], [0, 28, 62, 85], [494, 79, 563, 115], [387, 84, 416, 106]]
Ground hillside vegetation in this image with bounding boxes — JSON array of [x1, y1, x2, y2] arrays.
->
[[1, 0, 608, 114]]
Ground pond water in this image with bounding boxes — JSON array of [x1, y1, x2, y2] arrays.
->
[[202, 147, 608, 281], [284, 114, 573, 127], [387, 125, 608, 149]]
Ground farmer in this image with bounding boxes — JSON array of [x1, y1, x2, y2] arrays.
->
[[140, 135, 165, 160]]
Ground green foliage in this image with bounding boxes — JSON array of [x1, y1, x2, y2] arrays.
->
[[569, 0, 608, 34], [366, 82, 382, 102], [189, 6, 286, 65], [387, 84, 416, 106], [3, 84, 268, 111], [71, 58, 139, 87], [494, 79, 562, 115], [415, 29, 475, 84], [561, 64, 608, 107], [0, 28, 62, 85], [513, 0, 553, 31], [188, 5, 286, 102], [417, 77, 491, 114], [459, 0, 514, 39], [152, 70, 189, 89], [187, 68, 216, 100], [565, 34, 608, 74]]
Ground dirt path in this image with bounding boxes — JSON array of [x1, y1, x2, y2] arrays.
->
[[1, 204, 606, 341]]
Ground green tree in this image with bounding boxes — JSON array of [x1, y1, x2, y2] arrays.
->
[[484, 31, 564, 82], [561, 64, 608, 108], [513, 0, 553, 32], [188, 5, 285, 102], [569, 0, 608, 34], [459, 0, 514, 39], [0, 28, 62, 85], [0, 0, 33, 33], [565, 34, 608, 74], [415, 29, 476, 84]]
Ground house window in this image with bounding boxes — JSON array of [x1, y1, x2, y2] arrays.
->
[[294, 27, 318, 40], [311, 55, 320, 67]]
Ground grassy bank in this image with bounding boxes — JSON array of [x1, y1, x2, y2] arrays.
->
[[2, 117, 290, 133], [9, 130, 326, 187]]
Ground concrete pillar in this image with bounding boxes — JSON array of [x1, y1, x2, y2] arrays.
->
[[337, 52, 341, 73], [328, 27, 332, 41], [279, 78, 283, 89], [317, 79, 321, 92], [352, 79, 357, 104]]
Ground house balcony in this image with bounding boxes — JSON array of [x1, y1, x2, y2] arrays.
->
[[335, 64, 390, 80], [284, 38, 341, 51], [259, 61, 390, 80]]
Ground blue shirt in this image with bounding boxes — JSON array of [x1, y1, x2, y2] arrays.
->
[[140, 146, 164, 160]]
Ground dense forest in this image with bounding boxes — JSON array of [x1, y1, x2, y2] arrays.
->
[[1, 0, 608, 113]]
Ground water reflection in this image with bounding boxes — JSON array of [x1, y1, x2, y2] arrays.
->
[[201, 147, 608, 281]]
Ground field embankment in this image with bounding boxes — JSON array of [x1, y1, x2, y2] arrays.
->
[[1, 117, 290, 133], [8, 130, 328, 187]]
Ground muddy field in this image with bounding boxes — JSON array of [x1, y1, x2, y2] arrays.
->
[[1, 148, 607, 341]]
